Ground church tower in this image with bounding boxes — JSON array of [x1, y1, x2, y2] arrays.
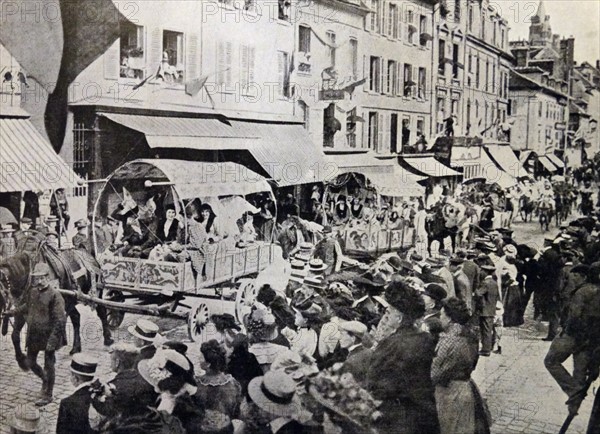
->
[[529, 0, 553, 46]]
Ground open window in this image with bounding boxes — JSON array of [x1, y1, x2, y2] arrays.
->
[[120, 22, 145, 80], [161, 30, 185, 84]]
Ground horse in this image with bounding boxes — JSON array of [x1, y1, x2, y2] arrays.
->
[[519, 195, 535, 222], [0, 237, 113, 370], [425, 205, 458, 256]]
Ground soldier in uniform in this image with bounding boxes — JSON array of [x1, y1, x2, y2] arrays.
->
[[11, 263, 67, 406], [56, 353, 98, 434]]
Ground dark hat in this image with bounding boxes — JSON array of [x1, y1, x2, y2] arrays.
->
[[480, 264, 496, 273], [388, 256, 412, 272], [449, 256, 464, 265], [570, 264, 590, 276], [74, 219, 88, 229], [353, 272, 387, 288], [425, 257, 444, 268], [423, 283, 448, 301], [20, 217, 33, 224], [411, 253, 424, 262], [322, 225, 333, 234]]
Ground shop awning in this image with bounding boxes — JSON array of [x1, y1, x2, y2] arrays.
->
[[0, 118, 81, 193], [399, 156, 462, 178], [546, 154, 564, 169], [108, 159, 271, 199], [100, 113, 328, 187], [367, 170, 426, 197], [538, 155, 559, 173], [484, 145, 530, 178], [328, 151, 394, 177]]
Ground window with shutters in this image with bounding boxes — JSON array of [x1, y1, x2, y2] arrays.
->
[[387, 60, 397, 95], [402, 117, 411, 150], [368, 112, 379, 150], [216, 41, 233, 88], [326, 31, 336, 68], [438, 40, 445, 75], [162, 30, 185, 84], [468, 5, 474, 32], [403, 63, 413, 97], [299, 25, 311, 54], [388, 4, 399, 38], [419, 15, 428, 46], [475, 57, 480, 88], [277, 51, 291, 97], [240, 44, 256, 94], [485, 60, 489, 91], [418, 67, 426, 99], [454, 0, 461, 21], [369, 56, 381, 92], [120, 22, 145, 80], [452, 43, 459, 78], [370, 0, 380, 33], [350, 39, 358, 79]]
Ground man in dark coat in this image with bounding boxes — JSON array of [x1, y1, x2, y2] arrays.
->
[[56, 353, 99, 434], [476, 264, 499, 356], [339, 320, 371, 386], [93, 342, 158, 419], [367, 280, 440, 434], [12, 262, 67, 406], [545, 263, 600, 414], [538, 242, 566, 340]]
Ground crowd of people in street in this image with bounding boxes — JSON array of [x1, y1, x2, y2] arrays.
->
[[4, 157, 600, 434]]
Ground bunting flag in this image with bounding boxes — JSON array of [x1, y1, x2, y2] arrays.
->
[[185, 74, 210, 97], [0, 0, 133, 153]]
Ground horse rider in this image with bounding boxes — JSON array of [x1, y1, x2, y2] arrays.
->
[[8, 262, 67, 406]]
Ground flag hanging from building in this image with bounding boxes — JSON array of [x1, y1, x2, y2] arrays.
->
[[0, 0, 133, 153]]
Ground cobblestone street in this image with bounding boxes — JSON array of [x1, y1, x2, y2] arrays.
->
[[1, 218, 598, 433]]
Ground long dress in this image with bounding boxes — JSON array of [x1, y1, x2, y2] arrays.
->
[[432, 323, 491, 434]]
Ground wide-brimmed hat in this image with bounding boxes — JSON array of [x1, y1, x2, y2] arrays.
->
[[425, 257, 445, 268], [70, 353, 98, 377], [128, 319, 162, 342], [138, 349, 195, 389], [480, 264, 496, 273], [31, 263, 50, 277], [322, 225, 333, 234], [308, 258, 328, 273], [8, 404, 41, 433], [295, 242, 314, 263], [449, 256, 464, 265], [248, 371, 302, 418], [20, 217, 33, 224], [387, 256, 412, 272], [45, 215, 59, 223], [503, 244, 518, 257]]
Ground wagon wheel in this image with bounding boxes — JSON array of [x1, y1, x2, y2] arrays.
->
[[235, 279, 258, 324], [188, 302, 211, 343], [105, 290, 125, 330]]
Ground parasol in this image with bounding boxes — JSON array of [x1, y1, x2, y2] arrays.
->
[[0, 207, 17, 225]]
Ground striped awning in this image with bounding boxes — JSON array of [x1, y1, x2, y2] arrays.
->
[[367, 170, 426, 197], [538, 155, 559, 172], [399, 156, 462, 178], [546, 154, 564, 169], [101, 113, 329, 187], [0, 117, 81, 193], [484, 145, 530, 178]]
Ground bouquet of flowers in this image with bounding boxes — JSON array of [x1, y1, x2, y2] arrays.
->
[[308, 363, 382, 433]]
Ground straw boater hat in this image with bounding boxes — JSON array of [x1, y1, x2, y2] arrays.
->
[[248, 370, 303, 418], [0, 224, 15, 233], [308, 258, 328, 273], [70, 353, 98, 378], [128, 319, 162, 342], [303, 275, 325, 291], [8, 404, 41, 433], [295, 242, 314, 263], [289, 259, 308, 284]]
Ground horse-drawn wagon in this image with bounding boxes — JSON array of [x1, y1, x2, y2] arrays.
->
[[90, 159, 286, 342]]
